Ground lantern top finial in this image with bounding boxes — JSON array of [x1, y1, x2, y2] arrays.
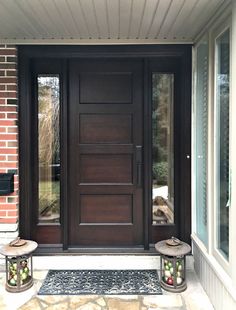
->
[[155, 237, 191, 257]]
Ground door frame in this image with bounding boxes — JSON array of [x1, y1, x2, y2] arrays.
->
[[18, 45, 192, 251]]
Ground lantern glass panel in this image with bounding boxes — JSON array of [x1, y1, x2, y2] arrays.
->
[[7, 255, 31, 288], [161, 255, 185, 287]]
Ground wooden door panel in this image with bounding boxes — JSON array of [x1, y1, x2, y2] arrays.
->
[[80, 195, 133, 224], [69, 58, 143, 247], [79, 114, 133, 144], [70, 226, 134, 246], [80, 154, 133, 184], [79, 72, 132, 104]]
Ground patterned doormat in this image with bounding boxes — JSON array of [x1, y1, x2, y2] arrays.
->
[[38, 270, 162, 295]]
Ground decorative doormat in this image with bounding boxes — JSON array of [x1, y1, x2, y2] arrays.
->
[[38, 270, 162, 295]]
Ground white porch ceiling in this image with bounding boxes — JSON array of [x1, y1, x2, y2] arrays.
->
[[0, 0, 228, 44]]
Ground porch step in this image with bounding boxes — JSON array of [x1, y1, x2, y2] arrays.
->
[[32, 255, 194, 271]]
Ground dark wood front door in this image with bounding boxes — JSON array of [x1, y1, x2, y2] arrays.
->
[[68, 59, 144, 247], [19, 45, 192, 250]]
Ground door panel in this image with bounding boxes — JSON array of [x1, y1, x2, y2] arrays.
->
[[80, 195, 132, 224], [80, 154, 133, 184], [68, 59, 143, 247], [79, 72, 132, 103], [79, 114, 132, 144]]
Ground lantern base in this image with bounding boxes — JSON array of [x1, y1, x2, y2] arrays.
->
[[5, 276, 33, 293], [160, 280, 187, 293]]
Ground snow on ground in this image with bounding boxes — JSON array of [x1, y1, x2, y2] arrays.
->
[[152, 186, 168, 199]]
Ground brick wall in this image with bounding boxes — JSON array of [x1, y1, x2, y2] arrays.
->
[[0, 45, 18, 242]]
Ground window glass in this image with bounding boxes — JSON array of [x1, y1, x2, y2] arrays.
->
[[195, 40, 208, 245], [38, 75, 60, 224], [215, 29, 230, 259], [152, 73, 174, 224]]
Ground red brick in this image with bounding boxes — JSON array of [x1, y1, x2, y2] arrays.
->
[[0, 85, 5, 90], [0, 107, 19, 227], [7, 155, 17, 161], [6, 71, 16, 77], [0, 134, 17, 140], [0, 71, 5, 76], [6, 57, 17, 63], [7, 113, 17, 119], [7, 141, 18, 147], [0, 99, 6, 104], [0, 64, 16, 70], [7, 127, 17, 133], [0, 106, 17, 111], [0, 92, 17, 98], [0, 218, 17, 223], [0, 49, 17, 56], [0, 162, 17, 168], [0, 148, 17, 154], [13, 175, 18, 181], [7, 210, 18, 217], [7, 85, 17, 91], [0, 204, 16, 210], [0, 120, 16, 126], [0, 77, 16, 84], [0, 211, 6, 217], [0, 197, 7, 203]]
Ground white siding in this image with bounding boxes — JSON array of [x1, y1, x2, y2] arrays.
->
[[193, 239, 236, 310]]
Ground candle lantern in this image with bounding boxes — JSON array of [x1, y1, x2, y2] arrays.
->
[[155, 237, 191, 292], [0, 238, 38, 292]]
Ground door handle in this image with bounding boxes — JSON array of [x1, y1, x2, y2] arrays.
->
[[137, 163, 142, 187], [136, 146, 143, 187]]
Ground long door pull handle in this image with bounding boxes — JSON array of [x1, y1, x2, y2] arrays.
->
[[137, 163, 142, 187], [136, 146, 143, 187]]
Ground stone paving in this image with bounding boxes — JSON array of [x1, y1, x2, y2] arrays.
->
[[18, 295, 185, 310], [0, 270, 214, 310]]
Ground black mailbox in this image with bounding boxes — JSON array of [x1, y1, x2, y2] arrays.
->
[[0, 173, 14, 196]]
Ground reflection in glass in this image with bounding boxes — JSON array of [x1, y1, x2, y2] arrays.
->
[[195, 40, 208, 245], [38, 75, 60, 223], [216, 30, 230, 259], [152, 74, 174, 224]]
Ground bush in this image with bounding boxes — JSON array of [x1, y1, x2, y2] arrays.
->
[[153, 162, 168, 185]]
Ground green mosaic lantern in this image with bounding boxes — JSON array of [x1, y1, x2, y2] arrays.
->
[[0, 238, 38, 292], [155, 237, 191, 292]]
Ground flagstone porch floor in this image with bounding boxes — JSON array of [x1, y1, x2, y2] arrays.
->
[[0, 255, 214, 310]]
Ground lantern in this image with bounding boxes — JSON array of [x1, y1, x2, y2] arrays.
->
[[155, 237, 191, 292], [0, 238, 38, 292]]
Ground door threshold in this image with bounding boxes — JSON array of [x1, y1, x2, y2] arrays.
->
[[35, 245, 157, 255]]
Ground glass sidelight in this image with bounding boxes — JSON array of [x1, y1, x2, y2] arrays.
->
[[215, 29, 230, 259], [152, 73, 174, 225], [37, 75, 60, 224]]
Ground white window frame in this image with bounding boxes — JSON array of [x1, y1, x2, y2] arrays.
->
[[192, 4, 236, 293], [212, 20, 231, 274], [192, 34, 209, 250]]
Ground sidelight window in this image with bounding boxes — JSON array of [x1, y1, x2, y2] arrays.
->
[[215, 29, 230, 259], [37, 75, 60, 224], [152, 73, 174, 225]]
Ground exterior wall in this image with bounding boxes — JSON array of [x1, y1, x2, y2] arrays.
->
[[0, 45, 19, 244], [193, 239, 236, 310], [192, 2, 236, 309]]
